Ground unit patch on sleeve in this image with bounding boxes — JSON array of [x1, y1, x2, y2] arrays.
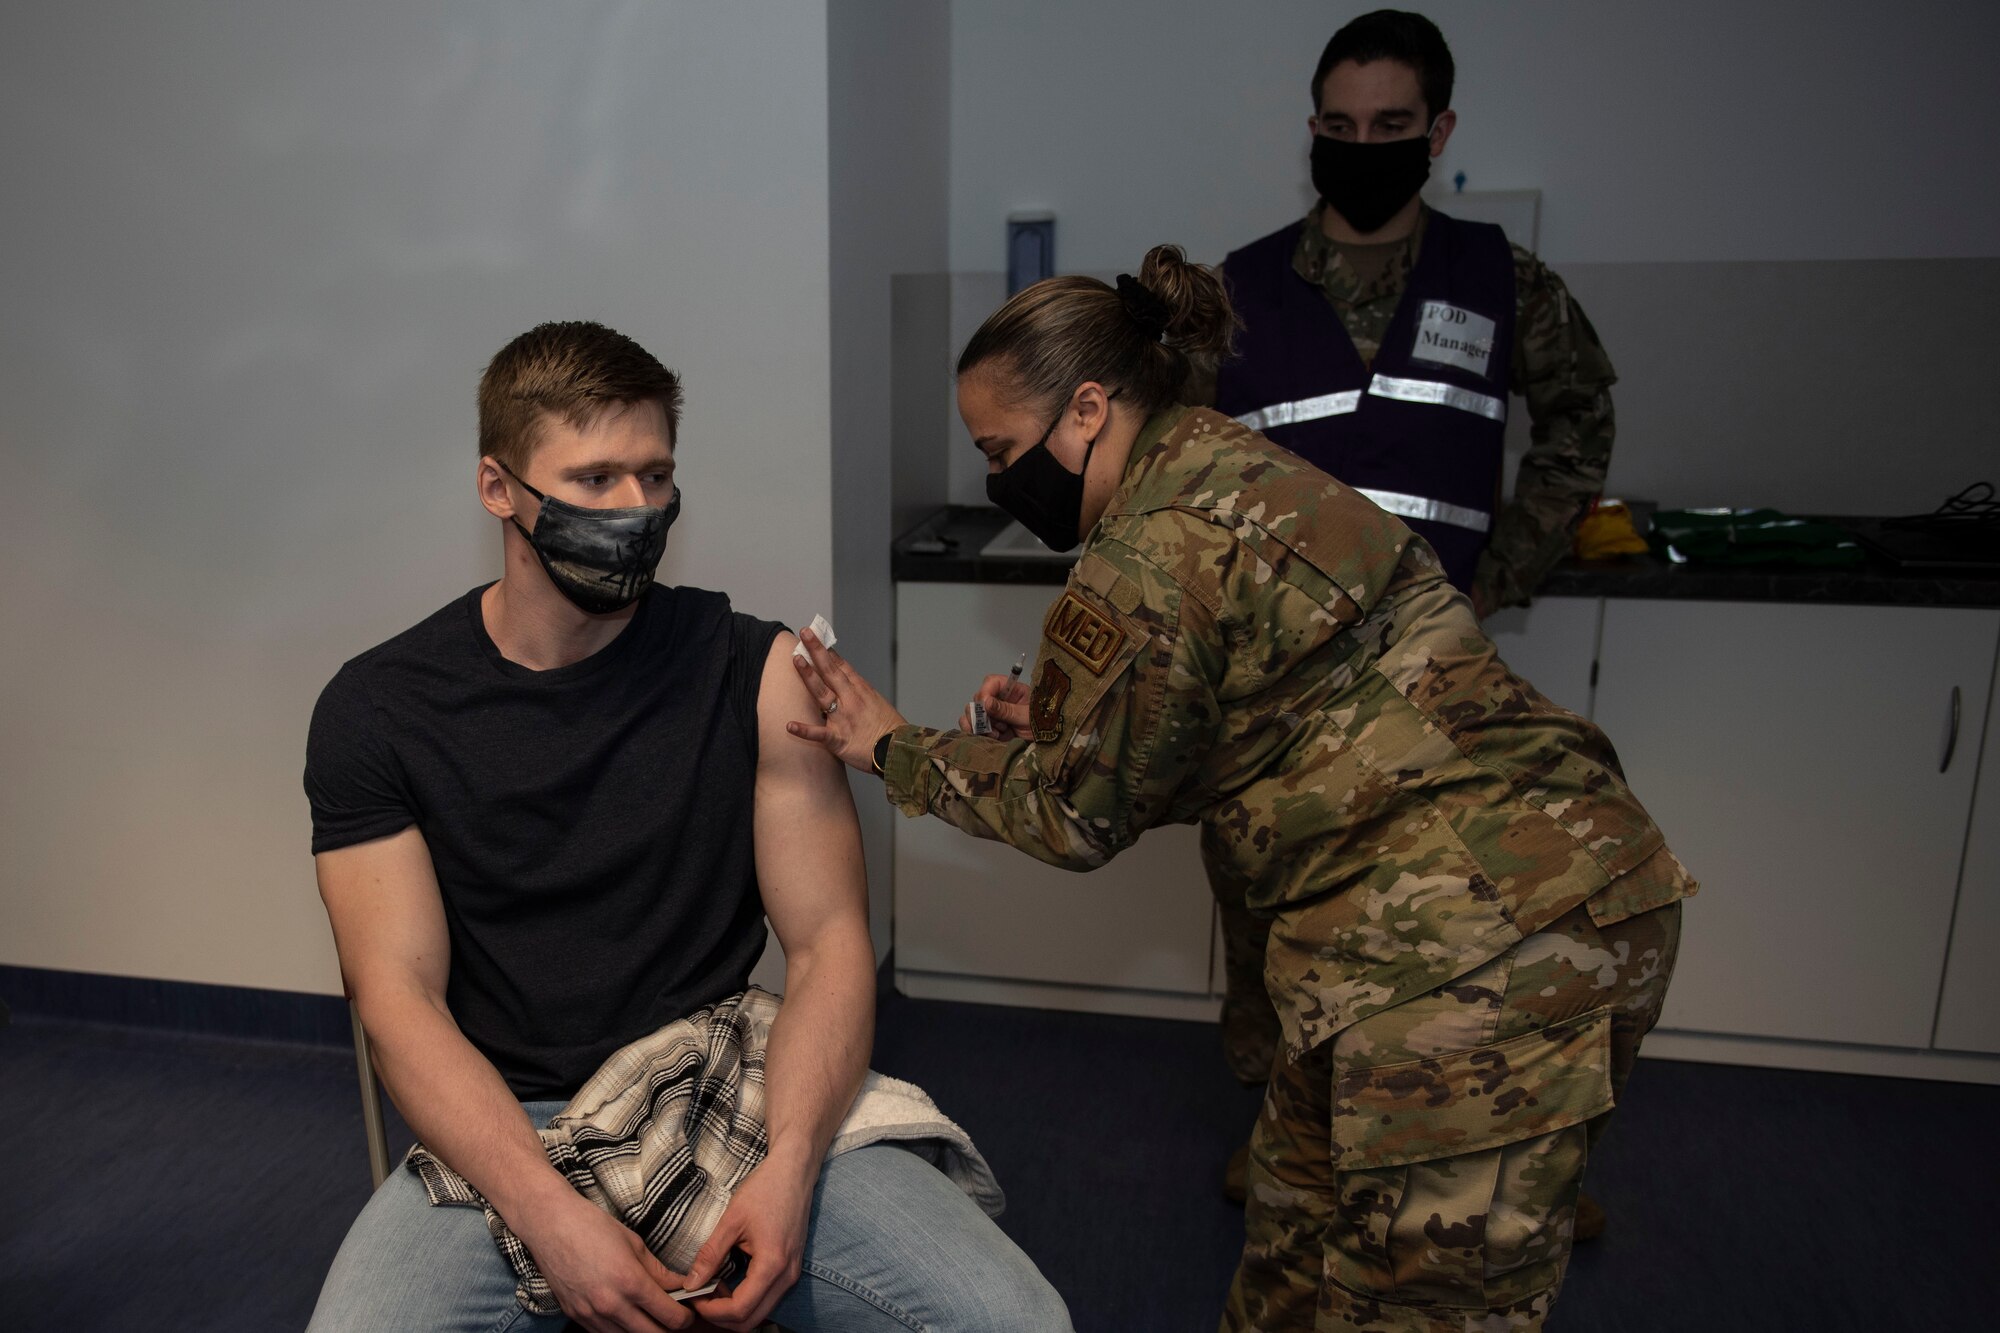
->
[[1044, 591, 1127, 675], [1030, 658, 1072, 742]]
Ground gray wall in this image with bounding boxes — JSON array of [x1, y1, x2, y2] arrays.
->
[[0, 1, 837, 993], [12, 0, 1994, 995], [949, 0, 2000, 269], [1561, 258, 2000, 513], [934, 0, 2000, 516], [830, 1, 951, 961], [891, 274, 955, 539]]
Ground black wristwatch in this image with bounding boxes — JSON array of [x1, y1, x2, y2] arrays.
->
[[872, 730, 894, 776]]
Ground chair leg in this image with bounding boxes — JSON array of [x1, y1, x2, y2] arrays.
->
[[350, 1001, 392, 1189]]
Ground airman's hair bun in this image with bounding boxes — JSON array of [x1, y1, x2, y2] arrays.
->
[[1115, 274, 1171, 340], [956, 243, 1239, 416], [1136, 245, 1240, 364]]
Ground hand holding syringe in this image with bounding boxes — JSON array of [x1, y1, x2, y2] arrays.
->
[[961, 652, 1031, 739]]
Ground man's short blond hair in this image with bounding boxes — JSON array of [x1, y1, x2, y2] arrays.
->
[[478, 321, 684, 475]]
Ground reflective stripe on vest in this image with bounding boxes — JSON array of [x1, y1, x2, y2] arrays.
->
[[1232, 374, 1506, 433], [1353, 487, 1492, 533], [1231, 390, 1363, 431], [1366, 374, 1506, 422]]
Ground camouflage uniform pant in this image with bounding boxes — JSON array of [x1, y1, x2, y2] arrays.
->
[[1221, 898, 1681, 1332], [1206, 833, 1281, 1086]]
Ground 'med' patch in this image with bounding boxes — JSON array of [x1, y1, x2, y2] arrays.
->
[[1030, 658, 1071, 742], [1045, 591, 1126, 674]]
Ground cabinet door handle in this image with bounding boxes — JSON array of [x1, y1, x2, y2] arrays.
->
[[1941, 685, 1962, 773]]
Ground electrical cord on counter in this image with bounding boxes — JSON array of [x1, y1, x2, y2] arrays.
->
[[1883, 481, 1998, 532]]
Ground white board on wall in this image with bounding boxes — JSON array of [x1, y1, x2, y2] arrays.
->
[[1423, 188, 1540, 252]]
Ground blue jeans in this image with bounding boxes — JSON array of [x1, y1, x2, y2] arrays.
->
[[308, 1103, 1072, 1332]]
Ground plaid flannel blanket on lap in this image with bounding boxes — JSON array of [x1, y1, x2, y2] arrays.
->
[[405, 987, 1005, 1316]]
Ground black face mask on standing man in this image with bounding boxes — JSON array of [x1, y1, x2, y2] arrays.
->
[[986, 389, 1120, 554], [1310, 123, 1437, 236]]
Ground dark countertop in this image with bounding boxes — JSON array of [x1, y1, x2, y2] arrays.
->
[[893, 505, 2000, 609]]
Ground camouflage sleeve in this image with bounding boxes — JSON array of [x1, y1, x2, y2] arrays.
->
[[879, 535, 1223, 871], [1473, 248, 1618, 612]]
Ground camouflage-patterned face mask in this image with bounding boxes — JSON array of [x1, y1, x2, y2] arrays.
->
[[499, 461, 678, 614]]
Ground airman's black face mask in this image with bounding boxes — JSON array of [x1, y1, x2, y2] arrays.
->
[[984, 390, 1120, 554], [500, 461, 678, 614], [1311, 127, 1436, 235]]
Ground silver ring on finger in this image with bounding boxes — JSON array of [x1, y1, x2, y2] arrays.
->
[[824, 697, 839, 717]]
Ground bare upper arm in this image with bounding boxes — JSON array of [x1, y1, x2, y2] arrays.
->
[[752, 633, 870, 959], [315, 825, 451, 1004]]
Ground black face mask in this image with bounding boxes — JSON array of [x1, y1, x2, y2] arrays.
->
[[1310, 128, 1435, 235], [500, 462, 678, 614], [985, 392, 1116, 554]]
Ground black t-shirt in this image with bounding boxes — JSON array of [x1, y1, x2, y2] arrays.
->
[[304, 583, 783, 1100]]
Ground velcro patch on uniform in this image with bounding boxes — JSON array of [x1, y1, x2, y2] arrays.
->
[[1044, 591, 1126, 675], [1077, 553, 1142, 614], [1030, 658, 1071, 742]]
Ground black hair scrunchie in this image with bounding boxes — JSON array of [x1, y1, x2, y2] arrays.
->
[[1115, 273, 1170, 341]]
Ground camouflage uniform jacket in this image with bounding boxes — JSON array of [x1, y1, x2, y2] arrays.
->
[[1294, 203, 1618, 612], [882, 405, 1690, 1059]]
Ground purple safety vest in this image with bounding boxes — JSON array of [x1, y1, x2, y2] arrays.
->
[[1215, 209, 1515, 590]]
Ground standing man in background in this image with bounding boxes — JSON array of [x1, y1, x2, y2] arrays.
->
[[1204, 12, 1622, 1228]]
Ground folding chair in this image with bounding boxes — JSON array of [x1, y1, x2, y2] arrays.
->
[[349, 1000, 392, 1188]]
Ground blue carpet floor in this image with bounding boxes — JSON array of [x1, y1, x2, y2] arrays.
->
[[2, 995, 1994, 1331]]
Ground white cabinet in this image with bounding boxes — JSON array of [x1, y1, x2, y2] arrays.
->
[[892, 582, 1214, 1018], [1593, 600, 1999, 1050], [890, 577, 2000, 1070], [1934, 643, 2000, 1054], [1483, 597, 1602, 718]]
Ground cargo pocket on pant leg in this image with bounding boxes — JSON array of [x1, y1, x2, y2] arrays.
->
[[1325, 1005, 1617, 1312]]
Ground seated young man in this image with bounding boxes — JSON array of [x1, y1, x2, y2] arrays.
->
[[304, 321, 1071, 1333]]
